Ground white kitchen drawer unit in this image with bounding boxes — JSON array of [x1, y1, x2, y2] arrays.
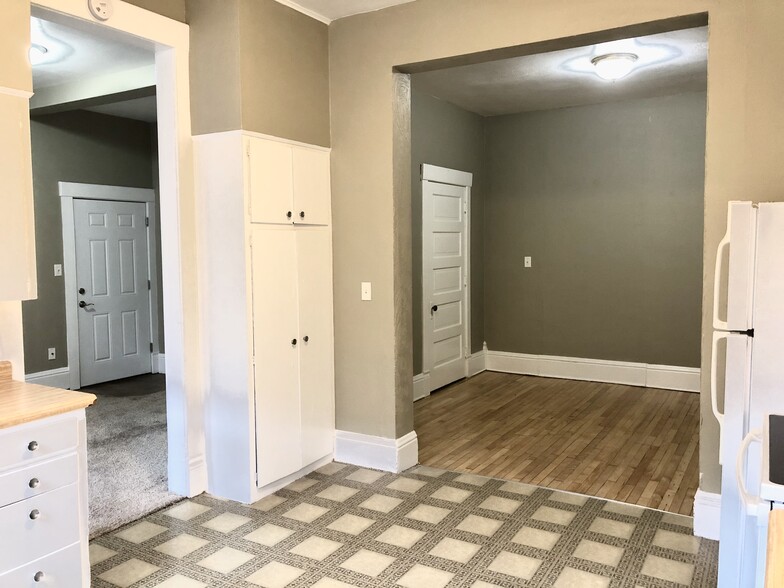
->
[[0, 542, 82, 587], [0, 416, 77, 471], [0, 453, 78, 508], [0, 483, 80, 572]]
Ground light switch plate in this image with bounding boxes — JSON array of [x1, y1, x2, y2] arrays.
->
[[524, 256, 532, 268], [54, 264, 62, 277], [47, 348, 56, 360], [361, 282, 372, 301]]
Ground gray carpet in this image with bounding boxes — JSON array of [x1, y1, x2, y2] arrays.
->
[[86, 390, 180, 538]]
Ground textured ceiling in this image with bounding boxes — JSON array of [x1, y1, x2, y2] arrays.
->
[[412, 27, 708, 116]]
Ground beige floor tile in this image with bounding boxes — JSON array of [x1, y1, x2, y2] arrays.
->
[[251, 494, 287, 511], [201, 512, 252, 533], [662, 513, 694, 528], [386, 478, 427, 493], [488, 551, 542, 580], [642, 554, 695, 585], [511, 527, 561, 550], [283, 503, 329, 523], [498, 481, 536, 495], [347, 468, 386, 484], [375, 525, 427, 548], [317, 484, 360, 502], [396, 564, 454, 588], [602, 501, 644, 517], [553, 567, 611, 588], [573, 539, 624, 567], [287, 478, 318, 492], [454, 473, 490, 486], [317, 462, 347, 475], [429, 537, 482, 563], [359, 494, 403, 513], [340, 548, 396, 577], [246, 561, 305, 588], [456, 514, 504, 537], [289, 536, 343, 561], [430, 485, 473, 503], [413, 466, 446, 477], [197, 546, 255, 574], [531, 506, 577, 526], [115, 521, 168, 544], [479, 496, 521, 514], [244, 523, 295, 547], [164, 501, 211, 521], [154, 534, 209, 558], [311, 579, 359, 588], [327, 513, 376, 535], [471, 582, 503, 588], [405, 504, 451, 524], [589, 517, 635, 540], [549, 491, 588, 506], [89, 543, 117, 566], [151, 575, 207, 588], [98, 558, 159, 587], [652, 529, 700, 554]]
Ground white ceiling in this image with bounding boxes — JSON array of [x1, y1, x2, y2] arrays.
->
[[84, 95, 158, 123], [277, 0, 415, 22], [412, 27, 708, 117]]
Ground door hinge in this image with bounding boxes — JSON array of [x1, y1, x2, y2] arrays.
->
[[150, 342, 154, 352], [148, 279, 151, 290], [145, 217, 149, 227]]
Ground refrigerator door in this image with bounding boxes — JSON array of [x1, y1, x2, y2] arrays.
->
[[713, 201, 756, 332]]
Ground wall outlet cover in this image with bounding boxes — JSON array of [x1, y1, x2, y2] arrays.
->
[[54, 264, 62, 277], [47, 348, 56, 360]]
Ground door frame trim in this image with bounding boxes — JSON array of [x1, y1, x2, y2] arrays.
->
[[421, 164, 472, 392], [60, 183, 161, 391]]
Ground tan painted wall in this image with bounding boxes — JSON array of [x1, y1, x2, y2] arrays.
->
[[329, 0, 784, 494], [127, 0, 187, 23], [0, 0, 32, 91]]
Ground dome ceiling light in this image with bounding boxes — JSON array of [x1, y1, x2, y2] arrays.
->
[[590, 52, 639, 81]]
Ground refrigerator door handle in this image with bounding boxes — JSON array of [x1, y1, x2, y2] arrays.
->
[[711, 331, 728, 463], [713, 231, 731, 331], [737, 429, 763, 517]]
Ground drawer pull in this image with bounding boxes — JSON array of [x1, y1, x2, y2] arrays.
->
[[34, 571, 44, 582], [29, 509, 40, 520], [29, 478, 40, 489], [28, 440, 39, 452]]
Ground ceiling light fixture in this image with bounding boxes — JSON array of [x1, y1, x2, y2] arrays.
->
[[591, 52, 638, 81], [29, 43, 50, 66]]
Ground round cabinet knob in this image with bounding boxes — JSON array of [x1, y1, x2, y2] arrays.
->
[[303, 336, 309, 343], [34, 571, 44, 582], [291, 338, 297, 346], [27, 441, 39, 452], [431, 305, 438, 313], [286, 211, 292, 219], [299, 211, 305, 219], [29, 478, 40, 489], [29, 509, 40, 520]]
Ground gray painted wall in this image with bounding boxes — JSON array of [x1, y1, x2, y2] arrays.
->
[[411, 88, 485, 375], [484, 92, 706, 367], [22, 110, 160, 375]]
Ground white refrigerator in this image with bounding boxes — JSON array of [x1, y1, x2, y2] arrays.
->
[[714, 201, 784, 587]]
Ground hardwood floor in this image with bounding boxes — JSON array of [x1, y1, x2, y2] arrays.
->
[[414, 371, 700, 515]]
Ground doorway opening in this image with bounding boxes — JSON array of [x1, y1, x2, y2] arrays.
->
[[406, 22, 707, 515]]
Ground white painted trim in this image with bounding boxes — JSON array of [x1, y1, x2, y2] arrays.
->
[[25, 366, 71, 388], [422, 163, 474, 187], [693, 489, 721, 540], [61, 195, 80, 391], [59, 182, 155, 203], [0, 86, 33, 99], [467, 345, 487, 377], [198, 129, 331, 153], [413, 373, 430, 401], [152, 353, 166, 374], [335, 430, 419, 473], [253, 454, 334, 502], [485, 350, 701, 392], [271, 0, 331, 24]]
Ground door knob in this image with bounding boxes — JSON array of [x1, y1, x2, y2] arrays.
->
[[79, 301, 94, 308], [431, 305, 438, 313]]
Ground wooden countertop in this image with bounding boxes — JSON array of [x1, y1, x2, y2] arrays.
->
[[0, 361, 96, 429], [767, 509, 784, 587]]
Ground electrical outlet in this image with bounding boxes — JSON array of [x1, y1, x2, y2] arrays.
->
[[361, 282, 372, 301], [524, 256, 532, 268], [54, 264, 62, 277], [47, 347, 56, 360]]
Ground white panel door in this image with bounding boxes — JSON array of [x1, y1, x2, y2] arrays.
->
[[423, 177, 469, 392], [74, 199, 151, 386], [296, 228, 335, 465], [292, 147, 331, 226], [251, 226, 303, 486], [248, 138, 294, 225]]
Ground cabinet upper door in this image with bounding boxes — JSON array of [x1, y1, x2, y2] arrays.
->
[[292, 147, 331, 226], [248, 138, 294, 225]]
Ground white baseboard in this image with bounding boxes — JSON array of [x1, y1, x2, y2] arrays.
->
[[467, 344, 487, 377], [413, 373, 430, 401], [25, 366, 71, 389], [693, 489, 721, 540], [335, 430, 419, 473], [252, 454, 334, 502], [485, 350, 700, 393], [153, 353, 166, 374]]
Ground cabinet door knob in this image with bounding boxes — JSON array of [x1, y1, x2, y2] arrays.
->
[[303, 335, 309, 343], [27, 441, 38, 452], [286, 211, 292, 219], [34, 571, 44, 582], [431, 305, 438, 313], [29, 478, 40, 489], [29, 509, 40, 520], [299, 211, 305, 219], [291, 338, 297, 346]]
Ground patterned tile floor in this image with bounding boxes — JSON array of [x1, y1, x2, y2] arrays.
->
[[89, 463, 718, 587]]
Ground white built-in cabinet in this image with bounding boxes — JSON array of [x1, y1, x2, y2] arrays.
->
[[196, 132, 334, 503]]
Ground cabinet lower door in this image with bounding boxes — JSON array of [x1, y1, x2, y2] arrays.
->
[[297, 229, 335, 465], [251, 227, 302, 487]]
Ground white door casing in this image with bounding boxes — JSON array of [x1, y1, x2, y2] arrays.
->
[[73, 199, 152, 386], [422, 164, 472, 392]]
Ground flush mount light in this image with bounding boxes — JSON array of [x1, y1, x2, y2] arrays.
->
[[591, 52, 639, 81], [29, 43, 49, 66]]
